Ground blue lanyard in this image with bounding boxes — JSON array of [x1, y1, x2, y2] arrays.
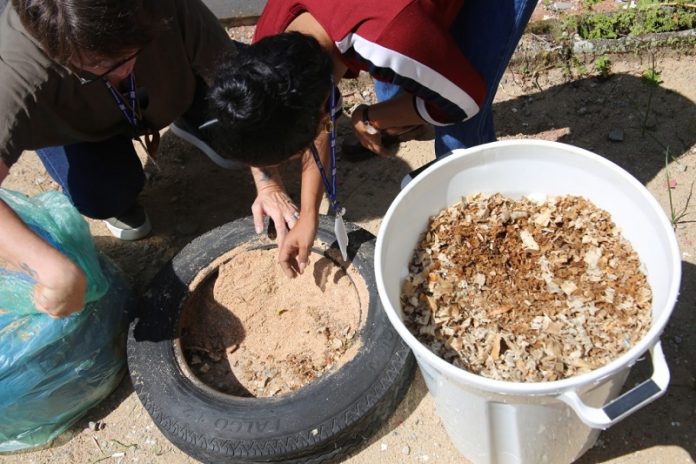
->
[[309, 78, 342, 215], [103, 74, 139, 128]]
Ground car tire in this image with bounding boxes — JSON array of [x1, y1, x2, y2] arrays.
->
[[127, 215, 415, 463]]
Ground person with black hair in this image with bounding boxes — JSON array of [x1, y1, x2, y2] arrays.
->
[[0, 0, 238, 317], [208, 0, 538, 278]]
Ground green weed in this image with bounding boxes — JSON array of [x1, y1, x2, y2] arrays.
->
[[640, 52, 662, 135], [574, 2, 696, 40], [593, 55, 612, 79], [664, 149, 695, 228]]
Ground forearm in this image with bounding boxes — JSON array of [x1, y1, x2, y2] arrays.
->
[[361, 93, 425, 130], [0, 161, 59, 276], [0, 199, 79, 285], [251, 166, 285, 192], [299, 133, 330, 216]]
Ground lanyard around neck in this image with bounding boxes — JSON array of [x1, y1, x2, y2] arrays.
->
[[309, 78, 342, 216], [103, 74, 160, 160], [103, 74, 139, 128]]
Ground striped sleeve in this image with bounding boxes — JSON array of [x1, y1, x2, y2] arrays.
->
[[336, 3, 487, 125]]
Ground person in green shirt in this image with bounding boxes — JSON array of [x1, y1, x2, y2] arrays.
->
[[0, 0, 238, 317]]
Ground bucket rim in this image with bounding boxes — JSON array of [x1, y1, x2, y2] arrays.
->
[[375, 139, 682, 395]]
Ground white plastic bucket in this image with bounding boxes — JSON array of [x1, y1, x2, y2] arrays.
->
[[375, 140, 681, 464]]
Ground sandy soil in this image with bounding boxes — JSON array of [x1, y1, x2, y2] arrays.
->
[[180, 247, 364, 398], [2, 3, 695, 463]]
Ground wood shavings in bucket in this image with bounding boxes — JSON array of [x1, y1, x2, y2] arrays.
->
[[180, 246, 367, 397], [401, 193, 652, 382]]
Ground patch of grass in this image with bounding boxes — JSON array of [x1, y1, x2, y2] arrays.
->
[[593, 55, 613, 79], [578, 10, 634, 39], [575, 62, 590, 76], [513, 50, 556, 91], [582, 0, 602, 11], [575, 2, 696, 40], [642, 63, 663, 84], [560, 15, 580, 38]]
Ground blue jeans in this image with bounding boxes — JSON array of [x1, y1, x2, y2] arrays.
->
[[374, 0, 539, 157], [36, 136, 145, 219]]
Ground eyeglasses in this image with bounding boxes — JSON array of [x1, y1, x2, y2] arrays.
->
[[73, 48, 142, 85]]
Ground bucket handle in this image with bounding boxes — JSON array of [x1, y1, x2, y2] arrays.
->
[[559, 342, 670, 429]]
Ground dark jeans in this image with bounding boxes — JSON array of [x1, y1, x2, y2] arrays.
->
[[374, 0, 539, 157], [36, 136, 145, 219]]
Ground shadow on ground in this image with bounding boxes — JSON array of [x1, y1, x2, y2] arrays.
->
[[495, 72, 696, 183]]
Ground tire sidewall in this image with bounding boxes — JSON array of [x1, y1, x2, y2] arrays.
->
[[127, 216, 413, 463]]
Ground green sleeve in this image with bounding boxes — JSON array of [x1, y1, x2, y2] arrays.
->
[[175, 0, 237, 84]]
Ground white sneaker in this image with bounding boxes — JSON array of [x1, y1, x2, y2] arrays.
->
[[103, 203, 152, 241]]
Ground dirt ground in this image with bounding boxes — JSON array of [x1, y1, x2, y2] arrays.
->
[[2, 3, 696, 464]]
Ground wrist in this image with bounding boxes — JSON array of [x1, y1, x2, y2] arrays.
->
[[252, 167, 281, 187], [360, 105, 379, 134]]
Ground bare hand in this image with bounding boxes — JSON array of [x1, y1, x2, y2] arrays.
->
[[277, 214, 318, 278], [32, 260, 87, 318], [350, 104, 393, 157], [251, 185, 300, 246]]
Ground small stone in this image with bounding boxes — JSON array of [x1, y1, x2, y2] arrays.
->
[[380, 443, 388, 451], [199, 363, 210, 373], [608, 129, 624, 142], [552, 2, 573, 11], [402, 445, 411, 455], [88, 421, 98, 431]]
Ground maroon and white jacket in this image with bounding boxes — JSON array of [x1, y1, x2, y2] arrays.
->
[[254, 0, 487, 125]]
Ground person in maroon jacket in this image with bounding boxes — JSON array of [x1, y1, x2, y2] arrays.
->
[[208, 0, 538, 278]]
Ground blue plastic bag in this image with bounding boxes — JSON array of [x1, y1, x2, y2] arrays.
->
[[0, 189, 135, 452]]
